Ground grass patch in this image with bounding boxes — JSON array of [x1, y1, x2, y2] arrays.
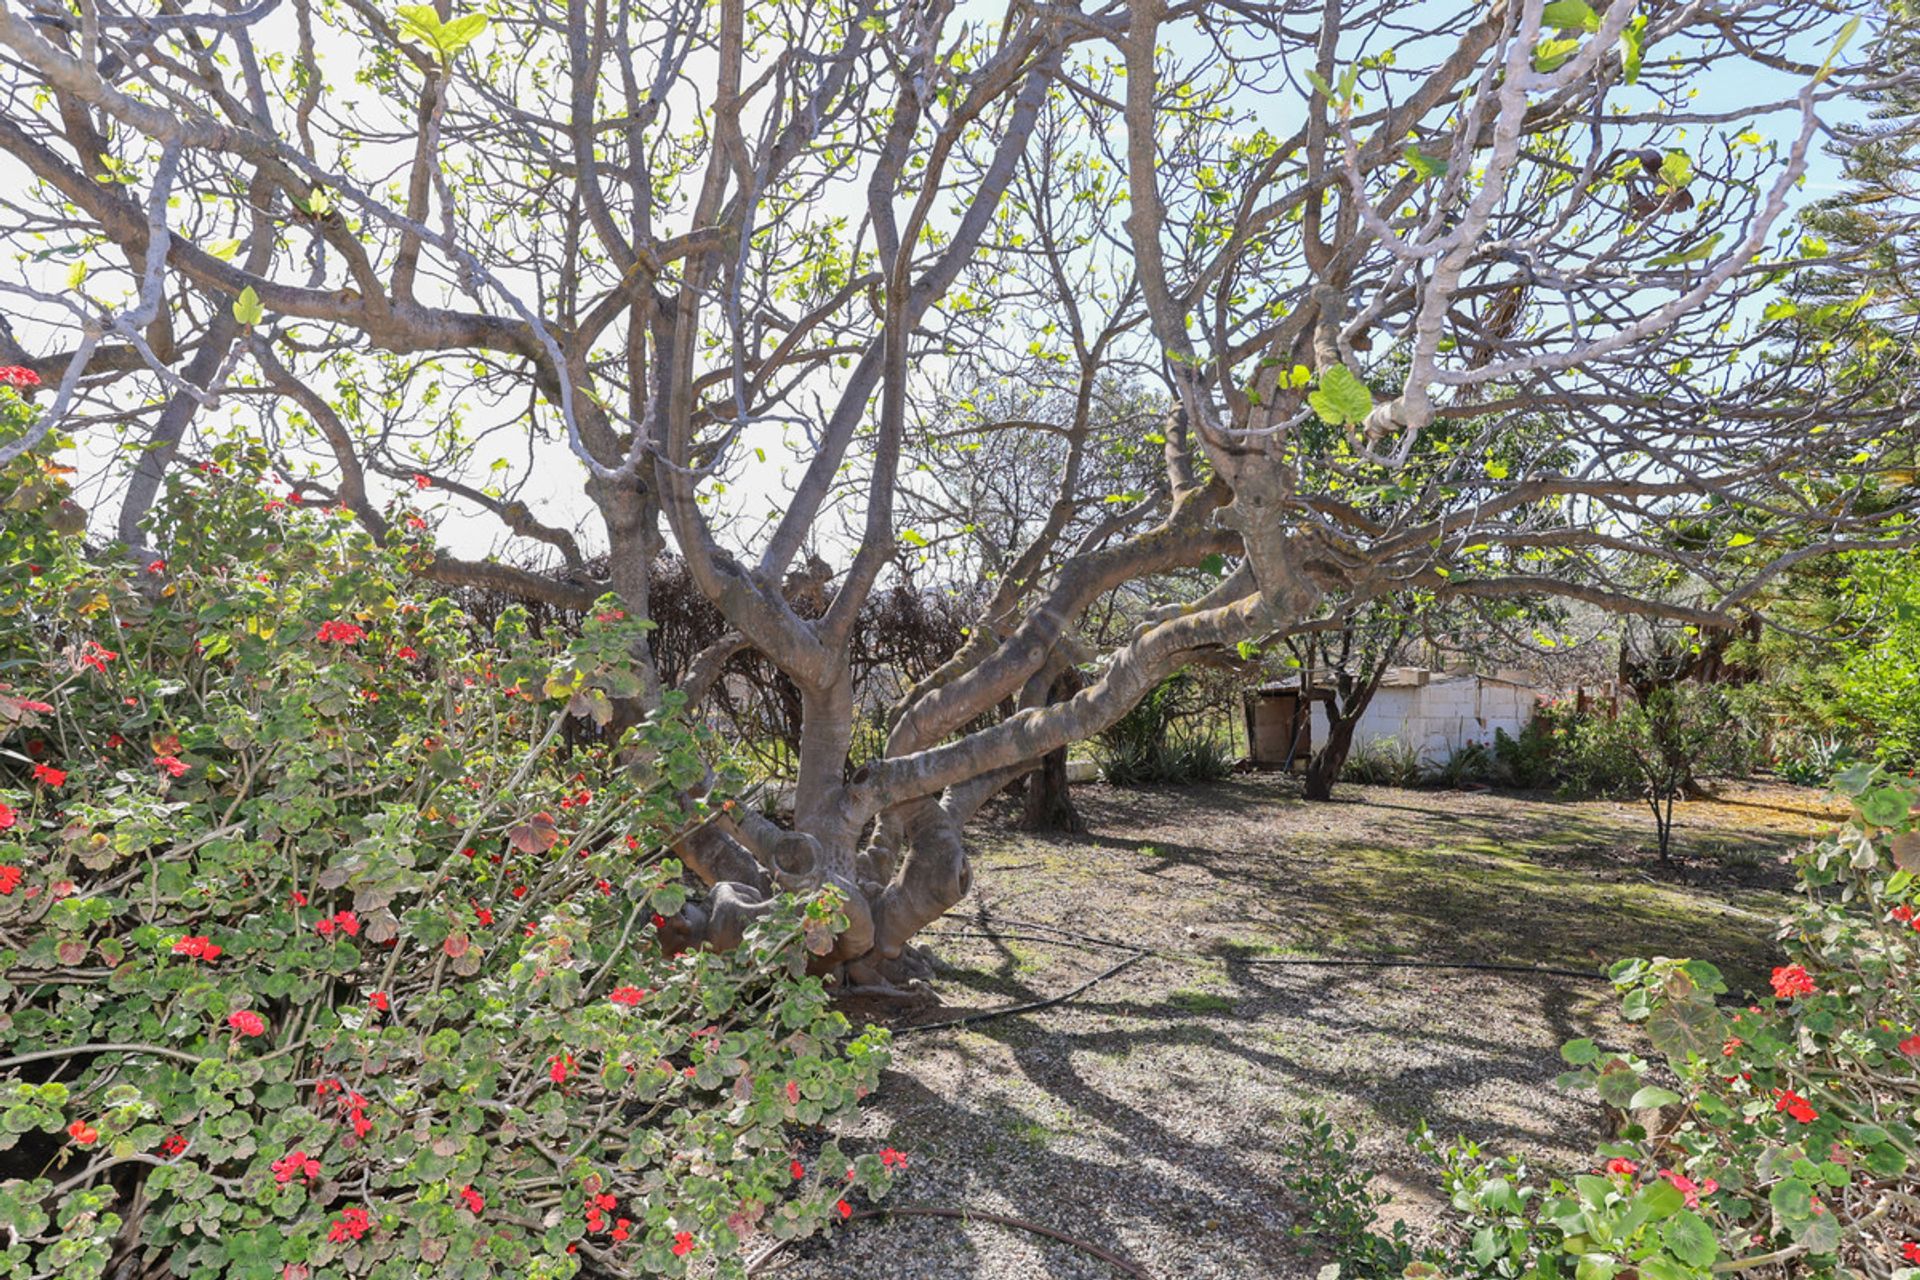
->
[[1167, 988, 1236, 1014]]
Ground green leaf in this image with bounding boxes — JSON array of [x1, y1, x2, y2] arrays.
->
[[1532, 36, 1581, 73], [1814, 16, 1861, 84], [1308, 364, 1373, 428], [1661, 1210, 1718, 1267], [1621, 14, 1648, 84], [1199, 553, 1226, 578], [1647, 234, 1723, 269], [1404, 145, 1448, 181], [1768, 1178, 1813, 1226], [1645, 998, 1727, 1061], [232, 286, 264, 327], [1561, 1037, 1600, 1066], [1859, 787, 1911, 827], [437, 12, 488, 55], [1636, 1179, 1686, 1220], [1628, 1085, 1681, 1111], [897, 529, 929, 549], [1541, 0, 1600, 32]]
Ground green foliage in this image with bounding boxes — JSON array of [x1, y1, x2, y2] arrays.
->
[[1557, 687, 1754, 858], [1431, 740, 1495, 790], [0, 434, 891, 1278], [1289, 768, 1920, 1280], [1276, 1111, 1419, 1277], [1094, 674, 1234, 787], [1740, 552, 1920, 773], [1308, 365, 1376, 428], [1343, 738, 1425, 789]]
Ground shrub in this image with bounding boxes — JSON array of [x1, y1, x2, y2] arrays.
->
[[1344, 738, 1425, 789], [0, 435, 893, 1278], [1276, 1111, 1419, 1276], [1432, 740, 1495, 790], [1556, 686, 1758, 859], [1095, 674, 1233, 785], [1281, 766, 1920, 1280], [1770, 730, 1858, 788], [1490, 720, 1566, 791]]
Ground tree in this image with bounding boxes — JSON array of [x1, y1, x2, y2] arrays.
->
[[2, 0, 1913, 985], [1287, 600, 1413, 802], [1571, 684, 1748, 861]]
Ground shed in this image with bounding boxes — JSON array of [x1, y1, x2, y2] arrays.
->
[[1248, 667, 1548, 768]]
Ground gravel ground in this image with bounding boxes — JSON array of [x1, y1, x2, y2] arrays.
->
[[760, 776, 1830, 1280]]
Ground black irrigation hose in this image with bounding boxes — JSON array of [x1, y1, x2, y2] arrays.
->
[[925, 918, 1611, 986], [894, 951, 1147, 1036]]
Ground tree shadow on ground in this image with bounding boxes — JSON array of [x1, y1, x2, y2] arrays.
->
[[779, 775, 1823, 1279]]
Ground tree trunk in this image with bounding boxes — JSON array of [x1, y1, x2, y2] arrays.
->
[[1019, 744, 1085, 832], [1017, 667, 1085, 832], [1303, 714, 1358, 801]]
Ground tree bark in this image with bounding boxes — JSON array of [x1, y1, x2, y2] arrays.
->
[[1018, 667, 1085, 832]]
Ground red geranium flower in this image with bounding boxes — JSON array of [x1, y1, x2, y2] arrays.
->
[[31, 763, 66, 787], [159, 1133, 189, 1157], [880, 1147, 908, 1169], [608, 986, 648, 1006], [154, 754, 189, 778], [672, 1232, 693, 1256], [227, 1010, 267, 1037], [459, 1184, 484, 1214], [0, 366, 42, 387], [836, 1200, 852, 1220], [412, 473, 432, 490], [0, 802, 14, 830], [172, 935, 222, 961], [272, 1149, 321, 1184], [316, 620, 366, 645], [368, 991, 390, 1013], [1770, 964, 1816, 1000], [0, 866, 23, 896], [78, 641, 118, 673], [785, 1080, 800, 1105], [1658, 1169, 1717, 1209], [68, 1120, 98, 1145], [1774, 1088, 1818, 1124], [549, 1053, 574, 1084], [1903, 1242, 1920, 1265], [790, 1159, 806, 1181], [1898, 1033, 1920, 1057], [327, 1207, 371, 1244]]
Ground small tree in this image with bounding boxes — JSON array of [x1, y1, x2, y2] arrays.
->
[[1576, 685, 1748, 862]]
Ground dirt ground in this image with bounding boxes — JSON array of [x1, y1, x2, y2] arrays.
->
[[760, 775, 1840, 1280]]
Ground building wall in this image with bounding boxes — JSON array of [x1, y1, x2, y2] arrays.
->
[[1307, 676, 1540, 766]]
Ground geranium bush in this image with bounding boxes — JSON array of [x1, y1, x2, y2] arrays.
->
[[1283, 767, 1920, 1280], [0, 410, 892, 1278]]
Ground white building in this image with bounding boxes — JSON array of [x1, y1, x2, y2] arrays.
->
[[1248, 667, 1548, 768]]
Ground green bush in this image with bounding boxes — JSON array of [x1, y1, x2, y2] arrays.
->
[[1095, 674, 1233, 786], [1344, 738, 1426, 789], [0, 426, 892, 1278], [1279, 767, 1920, 1280]]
